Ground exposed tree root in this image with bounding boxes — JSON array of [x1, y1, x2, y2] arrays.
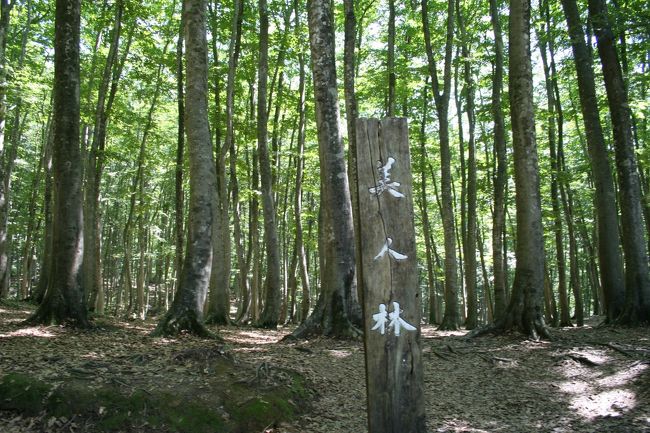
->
[[282, 297, 362, 341], [151, 309, 222, 340]]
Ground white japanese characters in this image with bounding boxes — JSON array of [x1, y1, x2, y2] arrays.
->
[[369, 157, 405, 198], [371, 301, 416, 337], [374, 237, 408, 261], [371, 303, 389, 335]]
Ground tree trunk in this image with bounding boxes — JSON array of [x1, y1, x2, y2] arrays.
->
[[152, 0, 219, 339], [204, 0, 232, 326], [418, 84, 438, 325], [387, 0, 396, 116], [289, 0, 359, 339], [26, 0, 89, 327], [343, 0, 362, 326], [560, 0, 624, 322], [84, 0, 124, 314], [294, 0, 311, 324], [174, 1, 186, 303], [422, 0, 458, 330], [458, 0, 478, 329], [479, 0, 549, 339], [589, 0, 650, 324], [256, 0, 282, 328], [0, 0, 12, 299], [537, 21, 571, 327], [489, 0, 508, 321]]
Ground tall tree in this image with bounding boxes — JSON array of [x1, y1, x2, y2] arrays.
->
[[152, 0, 218, 337], [294, 0, 311, 323], [488, 0, 508, 320], [422, 0, 458, 330], [588, 0, 650, 324], [257, 0, 282, 328], [174, 0, 185, 306], [537, 16, 571, 326], [0, 0, 12, 299], [26, 0, 89, 327], [559, 0, 624, 323], [205, 0, 232, 326], [477, 0, 549, 339], [387, 0, 396, 116], [84, 0, 125, 314], [457, 0, 478, 329], [289, 0, 359, 339]]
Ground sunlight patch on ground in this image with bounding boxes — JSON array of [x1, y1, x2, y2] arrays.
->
[[231, 347, 269, 354], [0, 327, 56, 339], [557, 380, 590, 395], [598, 361, 648, 388], [222, 329, 282, 345], [420, 325, 468, 339], [570, 389, 637, 420], [326, 349, 352, 359]]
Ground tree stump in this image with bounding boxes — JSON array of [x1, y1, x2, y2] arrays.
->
[[356, 118, 426, 433]]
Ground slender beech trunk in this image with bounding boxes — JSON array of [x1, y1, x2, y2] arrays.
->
[[387, 0, 396, 116], [294, 0, 311, 323], [589, 0, 650, 324], [85, 0, 124, 313], [0, 0, 12, 298], [289, 0, 359, 339], [418, 84, 438, 324], [257, 0, 282, 328], [542, 3, 584, 326], [174, 1, 185, 302], [205, 0, 232, 326], [33, 124, 54, 304], [342, 0, 363, 325], [221, 0, 247, 324], [560, 0, 624, 322], [153, 0, 219, 338], [499, 0, 549, 339], [457, 0, 478, 329], [422, 0, 458, 330], [537, 19, 571, 326], [27, 0, 89, 327], [489, 0, 508, 321]]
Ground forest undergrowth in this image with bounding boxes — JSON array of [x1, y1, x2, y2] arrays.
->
[[1, 302, 649, 432]]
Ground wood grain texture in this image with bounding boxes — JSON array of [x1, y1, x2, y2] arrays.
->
[[357, 118, 426, 433]]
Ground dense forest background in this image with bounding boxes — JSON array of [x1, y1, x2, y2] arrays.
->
[[0, 0, 648, 334]]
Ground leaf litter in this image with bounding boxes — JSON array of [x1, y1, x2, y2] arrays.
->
[[1, 304, 649, 432]]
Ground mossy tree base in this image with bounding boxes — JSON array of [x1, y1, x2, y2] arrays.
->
[[24, 291, 91, 329], [151, 308, 221, 340], [437, 315, 460, 331], [286, 296, 362, 340], [470, 297, 551, 341]]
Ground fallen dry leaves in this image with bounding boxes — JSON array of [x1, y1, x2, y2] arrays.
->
[[1, 304, 649, 432]]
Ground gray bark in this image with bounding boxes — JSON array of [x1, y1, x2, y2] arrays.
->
[[488, 0, 508, 320], [257, 0, 282, 328], [421, 0, 458, 330], [289, 0, 359, 339], [560, 0, 624, 322], [588, 0, 650, 324], [501, 0, 549, 339], [26, 0, 89, 327], [152, 0, 219, 338]]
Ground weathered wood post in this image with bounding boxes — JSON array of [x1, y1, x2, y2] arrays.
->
[[356, 118, 426, 432]]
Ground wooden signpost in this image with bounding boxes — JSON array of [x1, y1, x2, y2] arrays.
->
[[356, 118, 426, 433]]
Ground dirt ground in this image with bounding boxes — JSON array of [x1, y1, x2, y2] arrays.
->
[[1, 303, 649, 432]]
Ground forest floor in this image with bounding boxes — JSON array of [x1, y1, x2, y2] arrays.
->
[[1, 302, 649, 432]]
